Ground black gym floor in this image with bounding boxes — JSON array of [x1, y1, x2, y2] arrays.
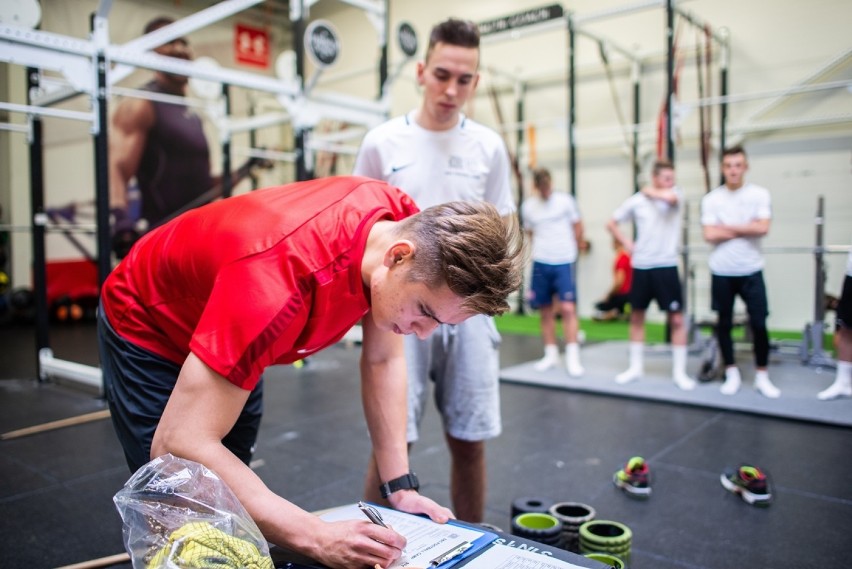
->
[[1, 321, 849, 568]]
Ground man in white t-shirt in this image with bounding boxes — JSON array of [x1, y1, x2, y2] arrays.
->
[[521, 168, 585, 376], [353, 18, 515, 522], [606, 159, 696, 390], [701, 145, 780, 398], [818, 245, 852, 400]]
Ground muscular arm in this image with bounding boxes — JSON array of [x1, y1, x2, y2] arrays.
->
[[360, 311, 453, 522], [109, 98, 155, 210], [152, 352, 407, 569], [640, 185, 679, 205]]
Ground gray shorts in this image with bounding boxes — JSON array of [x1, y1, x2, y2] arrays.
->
[[405, 314, 502, 443]]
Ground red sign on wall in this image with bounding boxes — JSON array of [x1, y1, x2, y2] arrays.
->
[[235, 23, 269, 68]]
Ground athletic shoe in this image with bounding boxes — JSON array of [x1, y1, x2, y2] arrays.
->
[[613, 456, 651, 498], [720, 465, 773, 505]]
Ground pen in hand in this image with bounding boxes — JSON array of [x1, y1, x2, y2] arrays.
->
[[359, 502, 413, 566], [359, 501, 390, 528]]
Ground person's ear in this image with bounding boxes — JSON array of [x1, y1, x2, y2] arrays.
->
[[416, 61, 426, 86], [384, 240, 414, 267]]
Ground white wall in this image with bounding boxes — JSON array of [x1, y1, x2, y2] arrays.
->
[[2, 0, 850, 330], [375, 0, 852, 331]]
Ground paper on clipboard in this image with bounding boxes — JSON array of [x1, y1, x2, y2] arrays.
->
[[319, 503, 495, 568]]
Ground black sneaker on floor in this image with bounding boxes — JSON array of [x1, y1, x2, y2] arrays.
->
[[613, 456, 652, 498], [720, 465, 773, 505]]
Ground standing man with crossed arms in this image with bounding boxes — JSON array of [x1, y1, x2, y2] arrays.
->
[[701, 145, 780, 398], [607, 159, 696, 390], [353, 18, 515, 522]]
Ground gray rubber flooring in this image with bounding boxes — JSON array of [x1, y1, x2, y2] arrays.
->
[[0, 323, 850, 568], [501, 340, 852, 427]]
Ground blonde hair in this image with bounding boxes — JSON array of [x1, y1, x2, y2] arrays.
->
[[395, 201, 524, 316]]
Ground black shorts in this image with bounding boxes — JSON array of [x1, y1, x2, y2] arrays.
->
[[98, 308, 264, 473], [837, 275, 852, 330], [628, 266, 683, 312]]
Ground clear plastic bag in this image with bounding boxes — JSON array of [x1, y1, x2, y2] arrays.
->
[[113, 453, 273, 569]]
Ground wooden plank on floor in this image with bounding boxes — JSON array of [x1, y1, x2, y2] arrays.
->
[[1, 409, 111, 440], [54, 552, 130, 569]]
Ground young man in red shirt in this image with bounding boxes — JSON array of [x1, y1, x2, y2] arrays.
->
[[98, 176, 523, 569]]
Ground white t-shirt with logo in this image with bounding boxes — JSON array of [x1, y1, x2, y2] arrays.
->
[[701, 182, 771, 276], [352, 111, 515, 215], [611, 189, 683, 269], [521, 192, 582, 264]]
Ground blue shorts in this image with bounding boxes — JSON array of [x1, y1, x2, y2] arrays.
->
[[527, 261, 577, 309], [405, 314, 502, 443], [97, 307, 264, 472]]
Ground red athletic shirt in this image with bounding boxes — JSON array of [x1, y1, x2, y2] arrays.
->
[[615, 250, 633, 295], [102, 176, 419, 390]]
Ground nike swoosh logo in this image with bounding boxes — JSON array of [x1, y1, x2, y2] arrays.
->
[[391, 163, 413, 173]]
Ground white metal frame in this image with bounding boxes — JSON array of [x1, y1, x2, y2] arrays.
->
[[481, 1, 850, 153], [0, 0, 393, 390]]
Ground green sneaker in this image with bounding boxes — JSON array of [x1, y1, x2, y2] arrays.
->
[[720, 465, 773, 505], [613, 456, 651, 498]]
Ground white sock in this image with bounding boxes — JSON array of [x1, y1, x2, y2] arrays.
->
[[534, 344, 560, 372], [566, 342, 584, 377], [754, 369, 781, 398], [616, 342, 644, 384], [720, 366, 741, 395], [671, 346, 696, 390], [818, 361, 852, 400]]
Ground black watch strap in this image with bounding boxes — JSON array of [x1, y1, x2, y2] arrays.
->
[[379, 472, 419, 499]]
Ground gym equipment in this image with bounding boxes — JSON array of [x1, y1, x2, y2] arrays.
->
[[0, 0, 382, 389], [511, 512, 563, 547], [579, 520, 632, 562], [584, 552, 626, 569], [548, 501, 596, 553], [511, 496, 555, 519]]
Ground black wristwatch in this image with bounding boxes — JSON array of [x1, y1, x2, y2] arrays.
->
[[379, 472, 420, 499]]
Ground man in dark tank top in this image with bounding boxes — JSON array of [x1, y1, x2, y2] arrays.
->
[[108, 17, 215, 254]]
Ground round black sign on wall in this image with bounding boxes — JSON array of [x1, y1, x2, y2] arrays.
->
[[304, 20, 340, 68], [397, 22, 418, 58]]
